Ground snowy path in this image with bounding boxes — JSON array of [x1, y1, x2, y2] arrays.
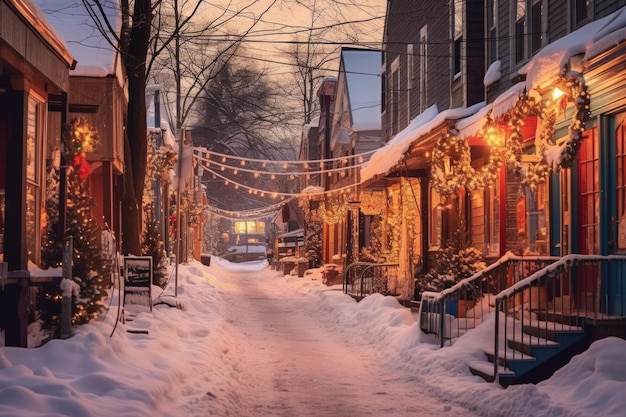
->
[[169, 266, 482, 417]]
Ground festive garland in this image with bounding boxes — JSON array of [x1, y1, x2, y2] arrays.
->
[[556, 70, 591, 168], [360, 190, 386, 215], [521, 106, 557, 190], [431, 132, 474, 205], [508, 71, 590, 186], [314, 193, 349, 224], [433, 70, 590, 199]]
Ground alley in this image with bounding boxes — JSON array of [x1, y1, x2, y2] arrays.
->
[[177, 265, 483, 417]]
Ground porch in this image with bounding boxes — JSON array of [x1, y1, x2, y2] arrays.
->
[[415, 253, 626, 386]]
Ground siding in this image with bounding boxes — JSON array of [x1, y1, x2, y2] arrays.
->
[[382, 0, 451, 143]]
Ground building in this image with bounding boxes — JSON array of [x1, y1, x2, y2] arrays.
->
[[0, 0, 75, 346]]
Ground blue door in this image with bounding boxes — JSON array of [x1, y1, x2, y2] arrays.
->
[[606, 113, 626, 315]]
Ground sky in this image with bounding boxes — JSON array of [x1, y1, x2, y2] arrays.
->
[[1, 258, 626, 417]]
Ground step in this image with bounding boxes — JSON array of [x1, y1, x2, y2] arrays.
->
[[523, 321, 584, 342], [468, 360, 514, 383]]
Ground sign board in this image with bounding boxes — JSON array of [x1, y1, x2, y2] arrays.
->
[[123, 256, 153, 311]]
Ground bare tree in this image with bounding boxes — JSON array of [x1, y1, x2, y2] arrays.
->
[[83, 0, 279, 255], [278, 0, 385, 124]]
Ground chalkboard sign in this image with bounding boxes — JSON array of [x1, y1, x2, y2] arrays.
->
[[123, 256, 153, 311]]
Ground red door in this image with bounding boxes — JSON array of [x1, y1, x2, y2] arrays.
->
[[576, 127, 599, 310]]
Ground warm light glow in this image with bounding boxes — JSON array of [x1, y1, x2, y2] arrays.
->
[[221, 156, 227, 163], [484, 123, 504, 148], [240, 160, 245, 166], [552, 87, 564, 100]]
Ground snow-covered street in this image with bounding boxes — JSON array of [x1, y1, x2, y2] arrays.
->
[[186, 264, 479, 416], [3, 258, 626, 417]]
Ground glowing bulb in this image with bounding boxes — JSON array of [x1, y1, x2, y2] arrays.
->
[[552, 87, 564, 100], [240, 160, 245, 166]]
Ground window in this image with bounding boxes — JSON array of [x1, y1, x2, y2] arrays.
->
[[615, 113, 626, 253], [391, 58, 399, 135], [419, 25, 428, 113], [26, 94, 45, 264], [515, 0, 526, 64], [453, 0, 463, 77], [486, 185, 500, 256], [407, 44, 414, 122], [487, 0, 498, 65], [514, 1, 545, 65], [530, 0, 544, 54], [572, 0, 592, 28]]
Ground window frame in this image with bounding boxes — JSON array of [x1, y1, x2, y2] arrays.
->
[[407, 43, 414, 122], [419, 25, 428, 113], [571, 0, 593, 29], [487, 0, 498, 65], [452, 0, 463, 78], [390, 57, 400, 135]]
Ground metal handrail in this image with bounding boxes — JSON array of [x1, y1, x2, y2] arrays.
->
[[343, 262, 374, 294], [418, 252, 560, 347], [358, 263, 399, 298], [492, 254, 626, 384]]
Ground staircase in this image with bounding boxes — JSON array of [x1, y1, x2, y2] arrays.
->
[[468, 311, 589, 387], [418, 253, 626, 387]]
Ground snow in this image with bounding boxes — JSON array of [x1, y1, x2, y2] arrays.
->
[[484, 60, 502, 87], [361, 103, 484, 182], [2, 259, 625, 416], [34, 0, 123, 82], [519, 6, 626, 91]]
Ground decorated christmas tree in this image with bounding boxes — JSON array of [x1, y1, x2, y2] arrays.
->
[[39, 117, 108, 334], [142, 201, 168, 288]]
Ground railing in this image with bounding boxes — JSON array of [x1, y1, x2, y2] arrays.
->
[[343, 262, 374, 294], [419, 252, 560, 347], [492, 254, 626, 384], [343, 262, 400, 300]]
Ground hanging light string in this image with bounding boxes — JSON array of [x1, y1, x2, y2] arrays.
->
[[204, 202, 283, 220], [193, 146, 375, 170], [198, 160, 359, 198], [194, 150, 368, 177], [194, 150, 366, 179]]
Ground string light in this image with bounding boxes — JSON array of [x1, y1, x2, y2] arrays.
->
[[194, 146, 376, 167], [193, 149, 370, 177], [198, 162, 361, 198]]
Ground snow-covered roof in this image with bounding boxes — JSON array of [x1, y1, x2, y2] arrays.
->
[[36, 0, 122, 79], [519, 6, 626, 90], [361, 103, 485, 182], [340, 49, 382, 132], [19, 0, 74, 68]]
